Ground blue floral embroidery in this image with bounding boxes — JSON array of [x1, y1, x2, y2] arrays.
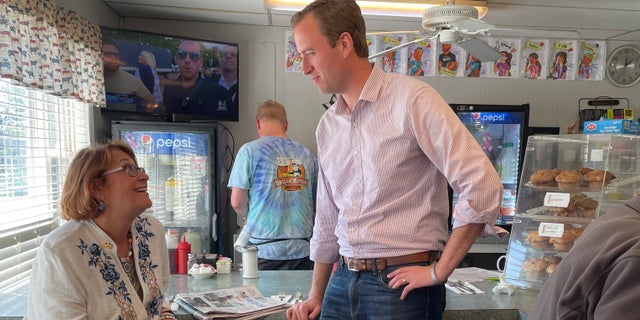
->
[[77, 238, 134, 314], [77, 216, 163, 318], [133, 216, 162, 317]]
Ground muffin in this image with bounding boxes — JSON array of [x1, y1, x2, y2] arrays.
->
[[548, 192, 589, 216], [551, 168, 565, 175], [555, 170, 583, 190], [567, 225, 587, 239], [549, 229, 579, 252], [523, 258, 548, 274], [574, 197, 599, 217], [526, 231, 552, 249], [548, 206, 571, 217], [575, 167, 594, 175], [583, 170, 615, 188], [570, 192, 589, 202], [529, 169, 559, 187], [543, 255, 563, 265]]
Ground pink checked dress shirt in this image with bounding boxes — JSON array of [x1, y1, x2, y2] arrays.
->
[[311, 65, 503, 263]]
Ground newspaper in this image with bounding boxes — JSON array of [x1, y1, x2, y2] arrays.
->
[[175, 285, 289, 320]]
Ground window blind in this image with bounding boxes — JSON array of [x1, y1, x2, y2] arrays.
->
[[0, 79, 91, 291]]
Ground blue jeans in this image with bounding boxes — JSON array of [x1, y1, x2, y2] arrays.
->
[[320, 259, 446, 320]]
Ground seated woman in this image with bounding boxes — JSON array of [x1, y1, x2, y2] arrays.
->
[[24, 140, 176, 319]]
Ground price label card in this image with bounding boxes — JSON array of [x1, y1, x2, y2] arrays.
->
[[538, 222, 565, 238], [544, 192, 570, 208], [590, 149, 604, 162]]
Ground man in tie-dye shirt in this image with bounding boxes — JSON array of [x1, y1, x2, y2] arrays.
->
[[228, 100, 317, 270]]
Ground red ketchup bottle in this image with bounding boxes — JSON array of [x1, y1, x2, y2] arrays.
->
[[177, 240, 191, 274]]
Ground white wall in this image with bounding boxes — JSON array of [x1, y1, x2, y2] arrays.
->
[[58, 0, 640, 155], [56, 0, 119, 28]]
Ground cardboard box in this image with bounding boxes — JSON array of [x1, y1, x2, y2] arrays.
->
[[583, 119, 640, 135]]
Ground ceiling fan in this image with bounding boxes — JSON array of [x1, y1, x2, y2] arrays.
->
[[368, 0, 580, 62]]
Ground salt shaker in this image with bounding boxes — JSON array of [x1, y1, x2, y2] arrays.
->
[[187, 253, 197, 272]]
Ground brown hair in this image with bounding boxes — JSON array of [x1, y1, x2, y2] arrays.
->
[[256, 100, 288, 127], [290, 0, 369, 58], [60, 140, 137, 220]]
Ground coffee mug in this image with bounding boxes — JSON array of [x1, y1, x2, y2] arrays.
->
[[496, 255, 507, 272]]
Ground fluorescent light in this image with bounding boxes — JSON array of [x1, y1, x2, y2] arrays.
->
[[264, 0, 488, 19]]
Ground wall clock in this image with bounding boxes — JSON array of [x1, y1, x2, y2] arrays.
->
[[606, 45, 640, 87]]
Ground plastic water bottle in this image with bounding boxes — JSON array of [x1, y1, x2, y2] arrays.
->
[[501, 142, 517, 182], [165, 229, 179, 274], [164, 176, 177, 222], [181, 228, 202, 254]]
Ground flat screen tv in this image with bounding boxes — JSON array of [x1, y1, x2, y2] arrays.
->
[[100, 27, 239, 122]]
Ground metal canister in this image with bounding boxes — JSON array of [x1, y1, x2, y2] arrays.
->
[[241, 245, 259, 278]]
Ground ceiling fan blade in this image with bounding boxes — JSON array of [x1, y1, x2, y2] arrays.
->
[[368, 35, 435, 60], [457, 38, 501, 62], [448, 18, 495, 35], [487, 27, 581, 39], [367, 30, 422, 36]]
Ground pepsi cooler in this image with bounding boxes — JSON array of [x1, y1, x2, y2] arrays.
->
[[449, 103, 530, 226], [111, 121, 232, 255]]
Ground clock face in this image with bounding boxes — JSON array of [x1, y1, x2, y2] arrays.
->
[[606, 45, 640, 87]]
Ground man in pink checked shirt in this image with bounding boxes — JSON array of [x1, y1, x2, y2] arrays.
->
[[286, 1, 504, 320]]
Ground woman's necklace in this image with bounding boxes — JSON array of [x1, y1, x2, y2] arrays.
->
[[119, 231, 142, 299], [119, 231, 134, 273]]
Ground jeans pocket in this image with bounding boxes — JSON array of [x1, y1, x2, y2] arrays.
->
[[376, 262, 430, 289], [376, 268, 394, 288]]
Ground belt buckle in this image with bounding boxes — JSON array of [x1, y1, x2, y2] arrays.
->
[[346, 258, 359, 271]]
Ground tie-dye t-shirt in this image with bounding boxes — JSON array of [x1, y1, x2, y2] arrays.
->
[[228, 136, 317, 260]]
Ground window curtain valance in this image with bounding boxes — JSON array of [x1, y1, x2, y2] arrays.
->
[[0, 0, 105, 105]]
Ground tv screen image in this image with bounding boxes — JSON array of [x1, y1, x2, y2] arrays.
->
[[101, 27, 239, 122]]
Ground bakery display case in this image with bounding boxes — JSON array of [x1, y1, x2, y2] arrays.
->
[[504, 134, 640, 289]]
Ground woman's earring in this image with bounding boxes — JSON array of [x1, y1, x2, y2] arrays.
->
[[98, 202, 106, 211]]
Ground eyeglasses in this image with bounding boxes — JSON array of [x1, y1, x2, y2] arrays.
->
[[101, 164, 146, 178], [176, 50, 201, 61]]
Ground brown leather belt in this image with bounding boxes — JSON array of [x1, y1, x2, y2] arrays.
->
[[342, 251, 440, 272]]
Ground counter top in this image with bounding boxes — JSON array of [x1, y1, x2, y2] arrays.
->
[[171, 270, 538, 320], [1, 270, 539, 320]]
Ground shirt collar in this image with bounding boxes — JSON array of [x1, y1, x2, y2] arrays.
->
[[360, 63, 385, 103], [334, 63, 385, 115]]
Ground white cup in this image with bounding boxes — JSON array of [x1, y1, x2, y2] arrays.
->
[[496, 255, 507, 272]]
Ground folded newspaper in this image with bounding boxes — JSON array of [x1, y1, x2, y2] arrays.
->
[[175, 285, 289, 320]]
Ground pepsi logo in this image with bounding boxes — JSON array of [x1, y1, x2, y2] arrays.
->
[[141, 134, 153, 145], [472, 113, 480, 120]]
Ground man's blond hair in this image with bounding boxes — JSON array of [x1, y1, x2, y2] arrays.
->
[[256, 100, 287, 127]]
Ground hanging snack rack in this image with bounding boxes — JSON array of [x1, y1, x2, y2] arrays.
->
[[577, 96, 630, 133]]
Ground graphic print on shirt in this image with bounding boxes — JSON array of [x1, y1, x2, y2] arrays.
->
[[273, 157, 309, 191]]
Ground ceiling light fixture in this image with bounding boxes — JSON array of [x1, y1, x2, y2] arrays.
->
[[264, 0, 488, 19]]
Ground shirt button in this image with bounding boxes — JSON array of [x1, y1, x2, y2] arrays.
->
[[356, 179, 362, 185]]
